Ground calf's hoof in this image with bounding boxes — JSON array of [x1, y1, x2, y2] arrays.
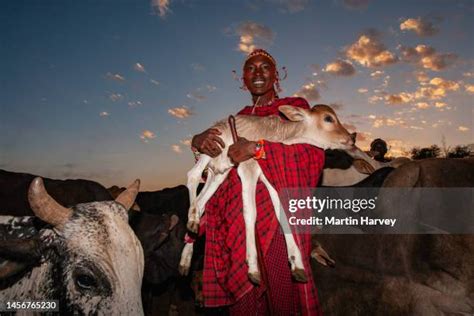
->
[[179, 264, 190, 276], [187, 220, 199, 234], [291, 268, 308, 283], [248, 271, 261, 285]]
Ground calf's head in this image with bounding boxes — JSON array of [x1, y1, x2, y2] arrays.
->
[[27, 177, 144, 315], [279, 104, 354, 150]]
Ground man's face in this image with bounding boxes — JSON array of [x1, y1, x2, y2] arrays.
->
[[242, 55, 277, 96], [371, 142, 387, 156]]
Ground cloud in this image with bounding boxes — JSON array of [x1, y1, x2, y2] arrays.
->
[[128, 101, 143, 108], [168, 106, 193, 119], [370, 70, 384, 77], [435, 101, 447, 108], [106, 72, 125, 82], [400, 17, 439, 37], [187, 92, 207, 102], [186, 85, 217, 102], [385, 92, 414, 104], [206, 85, 217, 92], [140, 130, 156, 142], [465, 84, 474, 94], [429, 77, 460, 91], [458, 126, 469, 132], [133, 62, 146, 73], [342, 0, 371, 10], [171, 144, 182, 154], [463, 72, 474, 78], [416, 102, 430, 109], [399, 44, 457, 71], [191, 63, 205, 71], [151, 0, 170, 18], [371, 116, 407, 128], [345, 31, 397, 68], [324, 59, 356, 76], [414, 71, 429, 83], [109, 93, 123, 102], [150, 79, 160, 86], [180, 138, 192, 147], [99, 111, 110, 117], [358, 88, 368, 93], [234, 21, 275, 53], [293, 83, 320, 102]]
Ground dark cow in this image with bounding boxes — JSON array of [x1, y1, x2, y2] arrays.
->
[[0, 178, 144, 315], [312, 158, 474, 315], [0, 169, 112, 216]]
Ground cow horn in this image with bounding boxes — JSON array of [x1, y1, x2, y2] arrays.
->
[[28, 177, 72, 227], [115, 179, 140, 210]]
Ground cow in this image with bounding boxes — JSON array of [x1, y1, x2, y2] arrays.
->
[[0, 178, 145, 315], [312, 158, 474, 315], [0, 169, 112, 216], [108, 184, 202, 316], [321, 149, 411, 186]]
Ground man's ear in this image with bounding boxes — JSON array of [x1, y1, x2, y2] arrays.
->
[[278, 105, 307, 122]]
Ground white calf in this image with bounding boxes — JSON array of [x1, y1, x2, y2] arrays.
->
[[180, 105, 353, 284]]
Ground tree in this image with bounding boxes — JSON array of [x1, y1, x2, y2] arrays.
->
[[410, 145, 441, 160], [448, 145, 471, 158]]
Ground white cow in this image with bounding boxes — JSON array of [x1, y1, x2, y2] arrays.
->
[[0, 178, 145, 315]]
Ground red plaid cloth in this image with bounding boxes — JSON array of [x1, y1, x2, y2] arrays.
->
[[202, 97, 324, 315]]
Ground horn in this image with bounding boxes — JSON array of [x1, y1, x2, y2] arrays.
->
[[28, 177, 72, 227], [115, 179, 140, 210]]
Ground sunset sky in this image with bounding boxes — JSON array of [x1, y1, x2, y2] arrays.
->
[[1, 0, 473, 190]]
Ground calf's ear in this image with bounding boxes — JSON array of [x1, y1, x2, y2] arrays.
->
[[278, 105, 307, 122]]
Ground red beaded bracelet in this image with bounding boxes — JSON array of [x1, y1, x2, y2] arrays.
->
[[254, 139, 266, 160]]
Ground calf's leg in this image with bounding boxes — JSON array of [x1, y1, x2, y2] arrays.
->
[[186, 155, 212, 232], [237, 161, 261, 284]]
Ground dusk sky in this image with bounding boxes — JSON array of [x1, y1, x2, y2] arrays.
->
[[1, 0, 473, 190]]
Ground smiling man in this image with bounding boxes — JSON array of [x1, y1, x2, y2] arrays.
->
[[190, 49, 325, 315]]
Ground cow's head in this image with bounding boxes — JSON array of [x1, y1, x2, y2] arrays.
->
[[278, 104, 354, 150], [26, 177, 144, 315]]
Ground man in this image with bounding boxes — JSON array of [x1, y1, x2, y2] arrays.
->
[[370, 138, 389, 162], [191, 49, 349, 315]]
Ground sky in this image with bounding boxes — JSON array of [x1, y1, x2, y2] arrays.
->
[[1, 0, 473, 190]]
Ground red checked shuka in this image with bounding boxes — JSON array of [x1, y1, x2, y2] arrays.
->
[[200, 97, 325, 316]]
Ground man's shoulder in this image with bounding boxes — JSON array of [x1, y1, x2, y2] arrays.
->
[[276, 97, 310, 109]]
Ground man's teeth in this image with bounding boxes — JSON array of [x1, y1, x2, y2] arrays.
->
[[253, 80, 265, 84]]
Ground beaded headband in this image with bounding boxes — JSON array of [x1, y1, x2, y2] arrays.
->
[[244, 49, 277, 66]]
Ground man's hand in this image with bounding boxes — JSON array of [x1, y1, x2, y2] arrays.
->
[[228, 137, 256, 164], [192, 128, 225, 157], [324, 149, 354, 170]]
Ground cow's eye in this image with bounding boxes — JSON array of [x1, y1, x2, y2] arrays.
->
[[324, 115, 334, 123], [75, 274, 97, 290]]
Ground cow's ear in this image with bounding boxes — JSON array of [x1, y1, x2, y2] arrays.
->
[[353, 159, 376, 175], [169, 214, 179, 231], [279, 105, 307, 122]]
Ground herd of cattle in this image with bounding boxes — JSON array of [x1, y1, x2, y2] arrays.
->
[[0, 155, 473, 315]]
